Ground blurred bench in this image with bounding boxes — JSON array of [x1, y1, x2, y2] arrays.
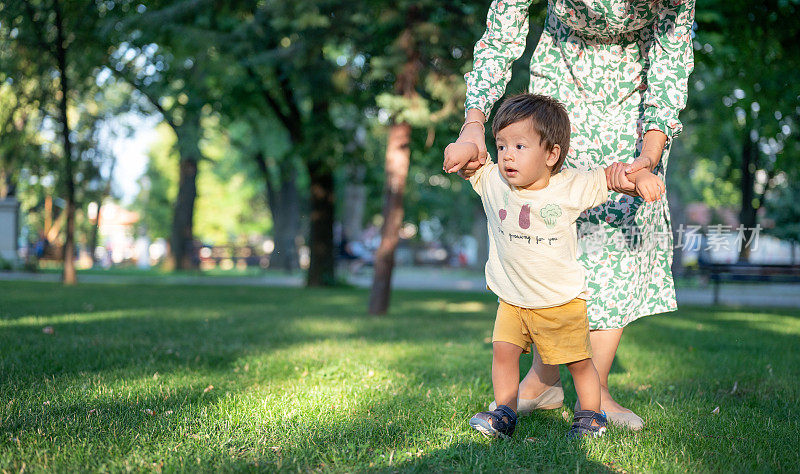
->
[[698, 262, 800, 304]]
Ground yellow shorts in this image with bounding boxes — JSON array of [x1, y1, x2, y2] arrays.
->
[[492, 298, 592, 365]]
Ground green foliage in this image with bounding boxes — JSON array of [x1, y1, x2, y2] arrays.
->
[[135, 124, 177, 241], [0, 0, 132, 252], [134, 122, 270, 244], [689, 0, 800, 219], [765, 173, 800, 245]]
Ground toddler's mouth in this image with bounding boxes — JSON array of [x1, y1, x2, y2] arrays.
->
[[505, 167, 518, 177]]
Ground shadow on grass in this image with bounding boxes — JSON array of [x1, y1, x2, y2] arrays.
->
[[0, 282, 496, 387], [2, 281, 799, 471], [259, 382, 611, 472], [600, 306, 800, 472]]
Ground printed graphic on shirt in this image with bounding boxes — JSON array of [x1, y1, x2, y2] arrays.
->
[[540, 204, 563, 229], [518, 202, 531, 229], [499, 190, 509, 221], [496, 199, 560, 247]]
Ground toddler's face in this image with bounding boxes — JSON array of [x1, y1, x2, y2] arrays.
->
[[495, 119, 559, 190]]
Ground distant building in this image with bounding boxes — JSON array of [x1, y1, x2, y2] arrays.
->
[[0, 197, 20, 266], [96, 201, 140, 265]]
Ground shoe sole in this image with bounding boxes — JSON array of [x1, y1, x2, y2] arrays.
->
[[469, 416, 509, 439]]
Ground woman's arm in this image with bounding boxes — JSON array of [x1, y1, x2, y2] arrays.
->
[[634, 129, 669, 172], [613, 0, 695, 187], [457, 109, 488, 174], [464, 0, 535, 120], [458, 0, 534, 171], [641, 0, 696, 142]]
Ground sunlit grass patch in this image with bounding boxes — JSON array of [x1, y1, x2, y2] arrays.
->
[[1, 281, 798, 471]]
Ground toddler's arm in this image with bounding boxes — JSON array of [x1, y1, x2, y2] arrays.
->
[[443, 142, 479, 174], [604, 166, 665, 202]]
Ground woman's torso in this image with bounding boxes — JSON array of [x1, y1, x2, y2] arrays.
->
[[548, 0, 660, 39]]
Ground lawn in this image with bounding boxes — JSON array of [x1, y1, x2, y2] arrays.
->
[[1, 281, 798, 472]]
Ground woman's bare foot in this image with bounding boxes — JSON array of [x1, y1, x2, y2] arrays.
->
[[574, 385, 631, 413], [599, 385, 632, 413], [575, 386, 644, 430]]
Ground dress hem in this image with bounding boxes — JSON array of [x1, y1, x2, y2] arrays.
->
[[588, 301, 678, 330]]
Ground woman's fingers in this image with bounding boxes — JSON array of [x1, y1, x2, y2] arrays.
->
[[477, 146, 488, 165], [642, 183, 656, 202], [458, 122, 488, 164], [610, 162, 631, 194], [609, 163, 620, 191], [625, 155, 651, 174], [617, 165, 637, 194]]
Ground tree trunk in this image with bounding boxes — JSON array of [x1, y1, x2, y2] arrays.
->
[[368, 122, 412, 314], [306, 164, 335, 286], [738, 128, 757, 262], [254, 151, 300, 272], [167, 114, 202, 271], [169, 158, 199, 270], [368, 23, 420, 315], [0, 168, 15, 199], [53, 0, 76, 285]]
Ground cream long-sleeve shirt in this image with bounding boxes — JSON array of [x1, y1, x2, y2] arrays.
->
[[470, 162, 608, 309]]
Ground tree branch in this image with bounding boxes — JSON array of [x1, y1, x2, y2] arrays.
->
[[22, 1, 56, 58], [109, 66, 177, 131], [244, 65, 301, 141]]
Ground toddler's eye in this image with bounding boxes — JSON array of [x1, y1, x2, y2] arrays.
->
[[516, 144, 525, 150], [497, 145, 505, 151]]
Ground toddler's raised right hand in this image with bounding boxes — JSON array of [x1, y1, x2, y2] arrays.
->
[[443, 142, 479, 174], [632, 171, 666, 202]]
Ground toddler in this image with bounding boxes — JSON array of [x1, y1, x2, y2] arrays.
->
[[443, 93, 664, 438]]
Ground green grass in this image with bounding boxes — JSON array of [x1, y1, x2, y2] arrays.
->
[[1, 281, 798, 472]]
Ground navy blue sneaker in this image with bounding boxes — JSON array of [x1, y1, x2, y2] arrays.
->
[[469, 404, 517, 439], [567, 410, 607, 439]]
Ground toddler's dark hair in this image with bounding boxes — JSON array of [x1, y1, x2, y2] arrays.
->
[[491, 93, 570, 175]]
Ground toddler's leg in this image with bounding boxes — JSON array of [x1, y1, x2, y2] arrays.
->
[[565, 358, 601, 414], [492, 341, 523, 411], [565, 358, 607, 438], [469, 341, 522, 439]]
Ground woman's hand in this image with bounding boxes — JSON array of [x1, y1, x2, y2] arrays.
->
[[608, 161, 640, 196], [451, 109, 488, 179], [609, 129, 667, 194]]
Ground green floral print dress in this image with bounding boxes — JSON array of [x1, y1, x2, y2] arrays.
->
[[465, 0, 695, 329]]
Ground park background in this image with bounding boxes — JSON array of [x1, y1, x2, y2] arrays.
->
[[1, 0, 799, 472]]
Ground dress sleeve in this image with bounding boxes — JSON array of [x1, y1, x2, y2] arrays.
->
[[464, 0, 534, 119], [642, 0, 696, 140]]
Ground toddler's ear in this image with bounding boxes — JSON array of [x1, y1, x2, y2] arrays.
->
[[546, 144, 561, 167]]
